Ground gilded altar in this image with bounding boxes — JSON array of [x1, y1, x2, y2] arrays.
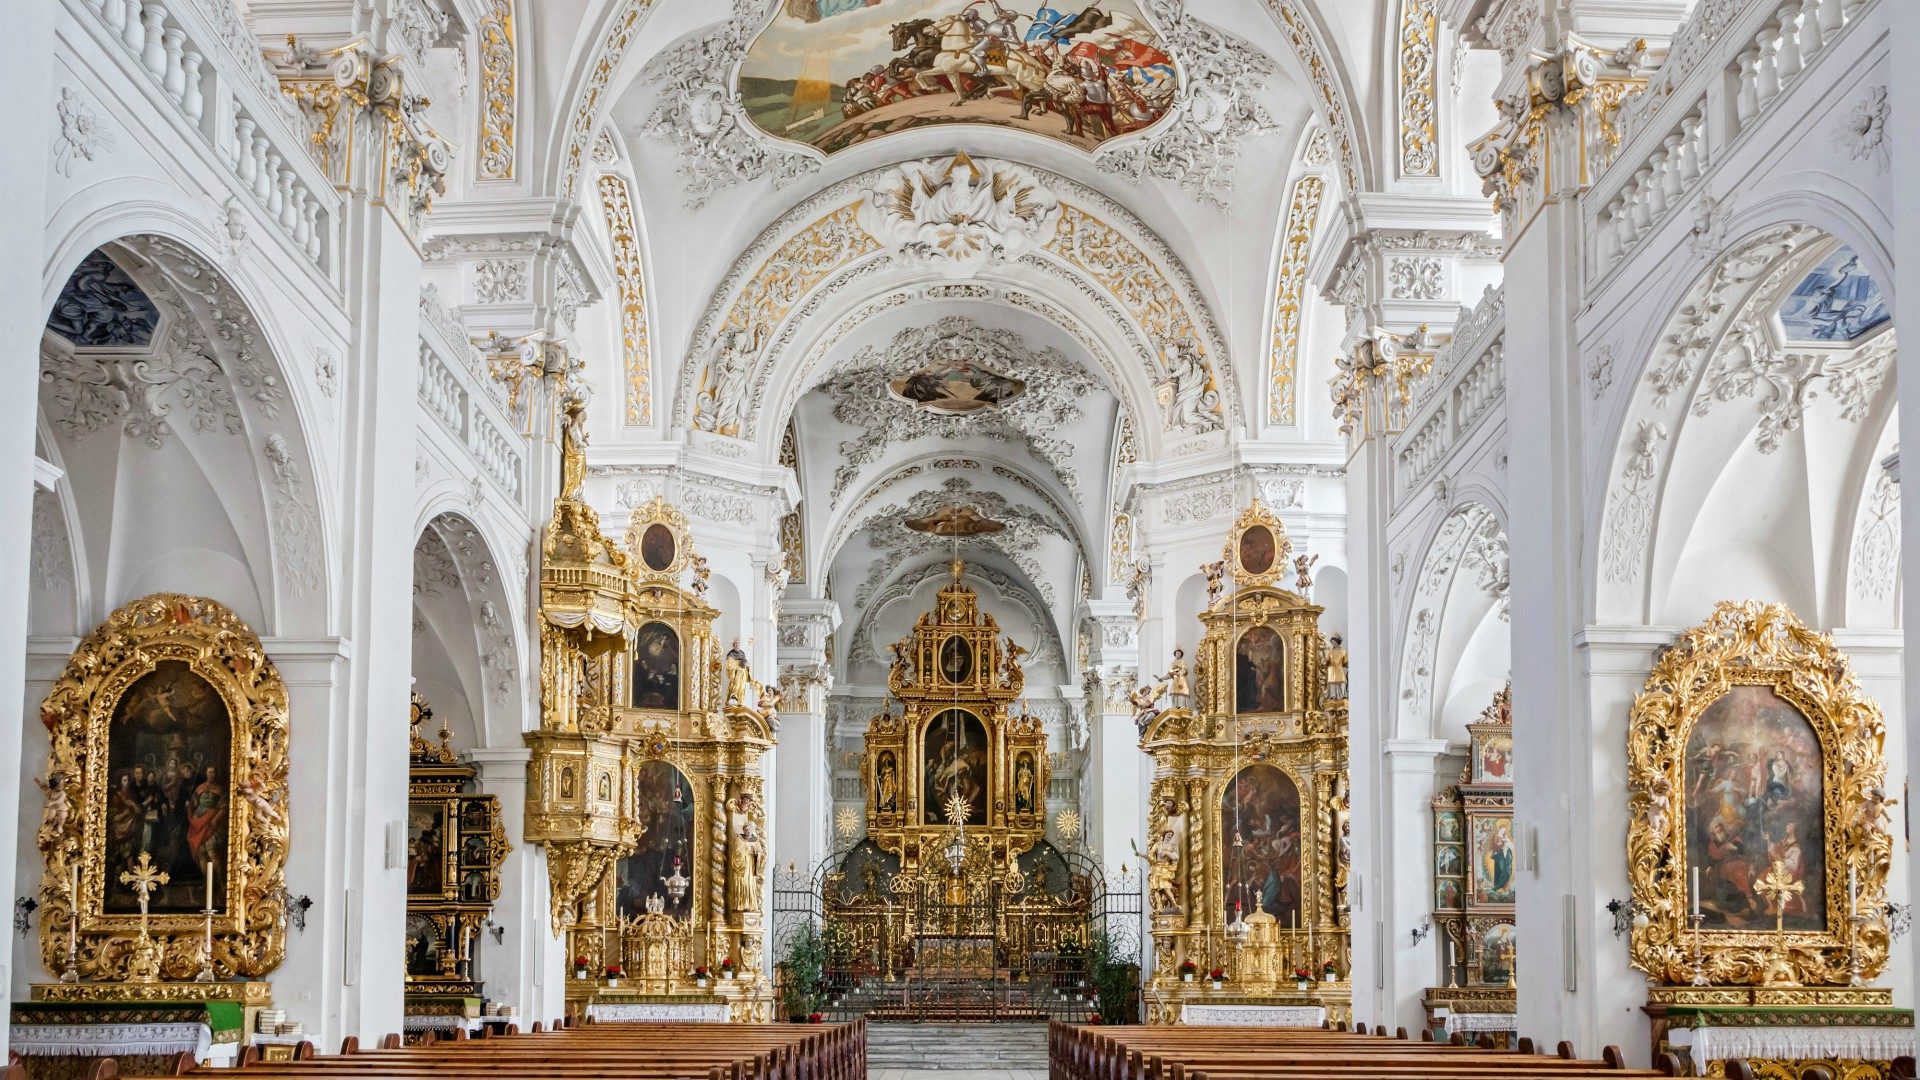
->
[[820, 560, 1094, 984], [404, 695, 509, 1007], [31, 593, 287, 1008], [527, 402, 776, 1020], [1626, 601, 1906, 1074], [1425, 686, 1516, 1040], [1138, 505, 1351, 1025]]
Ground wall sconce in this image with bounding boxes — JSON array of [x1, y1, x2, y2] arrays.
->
[[14, 897, 37, 935], [272, 889, 314, 933], [1606, 897, 1650, 938], [1887, 902, 1911, 942], [1410, 917, 1431, 946], [485, 918, 505, 944]]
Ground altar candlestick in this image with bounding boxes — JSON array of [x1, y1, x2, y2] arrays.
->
[[1691, 867, 1700, 917], [206, 861, 215, 911], [1849, 866, 1858, 916]]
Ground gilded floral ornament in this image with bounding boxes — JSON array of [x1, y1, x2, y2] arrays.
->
[[1625, 601, 1892, 987], [855, 154, 1061, 280]]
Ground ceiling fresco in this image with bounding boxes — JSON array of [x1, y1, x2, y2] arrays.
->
[[737, 0, 1180, 153], [1777, 245, 1890, 344]]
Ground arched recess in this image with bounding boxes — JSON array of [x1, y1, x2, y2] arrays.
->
[[1595, 223, 1899, 631], [411, 511, 527, 751], [668, 155, 1236, 458], [34, 235, 329, 638], [1396, 503, 1510, 743]]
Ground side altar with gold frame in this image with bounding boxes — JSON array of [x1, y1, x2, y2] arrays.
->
[[1626, 601, 1911, 1078], [1424, 686, 1516, 1043], [402, 694, 511, 1036], [18, 594, 287, 1069], [1138, 504, 1352, 1026], [526, 405, 776, 1022]]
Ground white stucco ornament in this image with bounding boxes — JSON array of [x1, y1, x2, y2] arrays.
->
[[856, 154, 1061, 280]]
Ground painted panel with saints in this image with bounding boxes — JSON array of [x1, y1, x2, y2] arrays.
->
[[923, 708, 988, 826], [1686, 685, 1826, 930], [105, 660, 230, 914], [407, 803, 447, 896], [617, 761, 698, 920], [1469, 816, 1516, 906], [1221, 763, 1302, 926]]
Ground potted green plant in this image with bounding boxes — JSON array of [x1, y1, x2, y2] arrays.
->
[[1083, 931, 1139, 1025], [779, 923, 828, 1023]]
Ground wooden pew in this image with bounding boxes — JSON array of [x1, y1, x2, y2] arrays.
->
[[1047, 1021, 1740, 1080], [189, 1019, 865, 1080]]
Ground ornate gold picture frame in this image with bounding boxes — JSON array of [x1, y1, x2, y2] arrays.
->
[[1625, 601, 1891, 987], [38, 594, 290, 982]]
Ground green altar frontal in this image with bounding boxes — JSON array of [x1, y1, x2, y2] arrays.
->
[[11, 997, 251, 1079], [1645, 989, 1914, 1079]]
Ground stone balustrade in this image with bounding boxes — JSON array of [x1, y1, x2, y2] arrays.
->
[[71, 0, 336, 271], [1591, 0, 1875, 273]]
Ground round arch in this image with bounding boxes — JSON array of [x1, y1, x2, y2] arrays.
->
[[1395, 502, 1510, 742], [410, 511, 530, 751]]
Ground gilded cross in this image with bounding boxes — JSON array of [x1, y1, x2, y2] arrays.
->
[[119, 851, 170, 919], [1754, 859, 1804, 936]]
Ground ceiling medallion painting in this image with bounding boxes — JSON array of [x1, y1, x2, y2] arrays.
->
[[887, 342, 1027, 415], [738, 0, 1179, 154], [904, 503, 1006, 536]]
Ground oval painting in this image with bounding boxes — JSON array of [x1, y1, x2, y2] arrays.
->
[[1239, 525, 1276, 575], [1684, 684, 1826, 931], [640, 523, 677, 572], [938, 634, 974, 684]]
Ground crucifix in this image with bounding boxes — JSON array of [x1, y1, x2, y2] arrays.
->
[[1754, 858, 1804, 986], [120, 851, 170, 983]]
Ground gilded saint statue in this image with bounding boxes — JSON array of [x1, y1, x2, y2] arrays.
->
[[559, 394, 588, 500], [1161, 649, 1191, 710], [726, 787, 765, 918], [724, 639, 753, 708], [1324, 633, 1348, 700]]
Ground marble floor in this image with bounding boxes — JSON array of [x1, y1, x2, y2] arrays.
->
[[867, 1022, 1049, 1080]]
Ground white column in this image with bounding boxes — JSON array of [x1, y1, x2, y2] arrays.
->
[[0, 0, 56, 1048], [1891, 0, 1920, 1003], [1342, 429, 1392, 1025], [1503, 180, 1597, 1056], [1382, 740, 1448, 1030], [13, 640, 80, 1000], [1084, 601, 1144, 882], [321, 146, 424, 1044], [267, 639, 352, 1037], [468, 747, 562, 1025]]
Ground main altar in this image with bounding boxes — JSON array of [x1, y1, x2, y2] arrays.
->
[[1135, 504, 1351, 1026], [816, 557, 1100, 1019]]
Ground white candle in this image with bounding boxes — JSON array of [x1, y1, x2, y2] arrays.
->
[[206, 861, 215, 911], [1691, 867, 1701, 917], [1849, 866, 1858, 916]]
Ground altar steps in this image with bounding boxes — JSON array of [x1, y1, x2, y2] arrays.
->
[[868, 1023, 1048, 1078]]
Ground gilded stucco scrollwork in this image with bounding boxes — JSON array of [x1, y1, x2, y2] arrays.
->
[[599, 174, 654, 426], [475, 0, 516, 181], [1397, 0, 1439, 177], [38, 594, 290, 982], [1625, 601, 1892, 987], [1267, 175, 1323, 425]]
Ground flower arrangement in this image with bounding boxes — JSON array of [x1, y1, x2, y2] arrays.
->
[[691, 965, 710, 979], [604, 964, 624, 978], [1179, 960, 1197, 981], [808, 1013, 823, 1024], [1321, 960, 1339, 981], [720, 957, 736, 979], [573, 955, 590, 979], [1087, 1014, 1102, 1025], [1293, 966, 1313, 987], [1208, 968, 1225, 981]]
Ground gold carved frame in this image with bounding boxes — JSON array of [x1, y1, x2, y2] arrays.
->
[[38, 594, 290, 982], [1625, 601, 1892, 987]]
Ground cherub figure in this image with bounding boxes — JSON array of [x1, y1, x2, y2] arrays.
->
[[35, 773, 71, 853], [1202, 559, 1227, 604]]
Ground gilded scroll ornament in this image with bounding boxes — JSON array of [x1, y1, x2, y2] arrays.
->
[[37, 594, 290, 983], [1626, 601, 1892, 987]]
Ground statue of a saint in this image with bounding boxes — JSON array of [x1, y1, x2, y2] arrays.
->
[[725, 789, 765, 917], [1324, 634, 1349, 700], [559, 394, 588, 500], [724, 639, 752, 708], [1161, 649, 1191, 710]]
